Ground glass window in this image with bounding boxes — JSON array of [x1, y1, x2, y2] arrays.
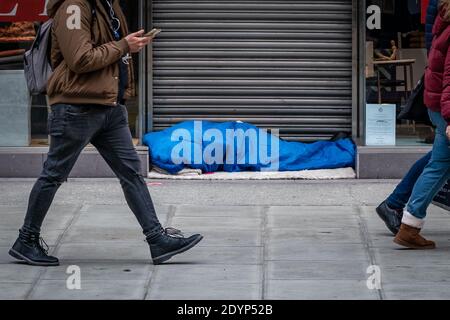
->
[[0, 0, 141, 147], [0, 20, 45, 147], [364, 0, 434, 146]]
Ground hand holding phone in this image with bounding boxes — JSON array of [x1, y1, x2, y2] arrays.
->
[[125, 30, 155, 53], [144, 28, 162, 39]]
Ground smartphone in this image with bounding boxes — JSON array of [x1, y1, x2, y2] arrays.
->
[[144, 28, 162, 39]]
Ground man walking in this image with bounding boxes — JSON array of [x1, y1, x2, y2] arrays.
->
[[9, 0, 203, 266]]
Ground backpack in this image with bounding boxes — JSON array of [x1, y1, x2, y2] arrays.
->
[[397, 74, 432, 126], [24, 0, 97, 95]]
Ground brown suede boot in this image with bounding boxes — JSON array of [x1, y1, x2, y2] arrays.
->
[[394, 223, 436, 249]]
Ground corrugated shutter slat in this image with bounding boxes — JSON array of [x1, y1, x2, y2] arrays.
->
[[152, 0, 352, 141]]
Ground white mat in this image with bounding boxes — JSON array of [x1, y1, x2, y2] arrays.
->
[[147, 167, 356, 180]]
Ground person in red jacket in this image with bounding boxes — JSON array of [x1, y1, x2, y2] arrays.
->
[[394, 0, 450, 249]]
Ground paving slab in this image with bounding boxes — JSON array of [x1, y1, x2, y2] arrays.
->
[[29, 279, 148, 300], [191, 228, 261, 247], [0, 180, 392, 207], [0, 263, 44, 283], [382, 283, 450, 300], [373, 247, 450, 266], [78, 204, 172, 217], [268, 228, 362, 244], [349, 184, 395, 206], [151, 265, 262, 283], [157, 246, 262, 265], [71, 211, 166, 232], [61, 225, 153, 244], [148, 181, 354, 206], [147, 281, 261, 300], [266, 279, 379, 300], [267, 206, 358, 217], [266, 260, 369, 281], [40, 262, 153, 281], [381, 265, 450, 283], [175, 205, 262, 218], [266, 242, 369, 262], [171, 216, 262, 230], [54, 243, 151, 262], [0, 282, 33, 299], [267, 215, 359, 229]]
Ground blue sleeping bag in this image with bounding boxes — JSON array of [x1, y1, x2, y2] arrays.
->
[[143, 121, 356, 174]]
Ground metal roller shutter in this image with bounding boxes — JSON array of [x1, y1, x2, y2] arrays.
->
[[151, 0, 352, 141]]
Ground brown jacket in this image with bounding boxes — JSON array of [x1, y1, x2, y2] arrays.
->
[[46, 0, 134, 106]]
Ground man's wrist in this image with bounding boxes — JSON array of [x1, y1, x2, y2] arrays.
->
[[117, 38, 130, 55]]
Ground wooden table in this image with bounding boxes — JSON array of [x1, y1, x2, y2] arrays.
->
[[373, 59, 416, 104]]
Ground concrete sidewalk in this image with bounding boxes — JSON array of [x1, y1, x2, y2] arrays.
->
[[1, 179, 450, 300]]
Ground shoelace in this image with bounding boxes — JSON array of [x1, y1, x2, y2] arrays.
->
[[38, 237, 50, 255], [144, 227, 185, 243], [164, 227, 185, 238], [28, 234, 49, 255]]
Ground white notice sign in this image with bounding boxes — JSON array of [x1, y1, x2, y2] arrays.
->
[[365, 104, 396, 146]]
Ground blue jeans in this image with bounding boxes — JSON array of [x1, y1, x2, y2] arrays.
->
[[407, 110, 450, 220], [386, 152, 432, 209]]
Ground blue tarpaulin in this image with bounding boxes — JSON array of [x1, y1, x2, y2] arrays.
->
[[143, 121, 356, 174]]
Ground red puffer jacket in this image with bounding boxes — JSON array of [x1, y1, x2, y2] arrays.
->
[[425, 7, 450, 124]]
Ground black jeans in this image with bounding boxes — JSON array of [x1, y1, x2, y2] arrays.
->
[[22, 104, 162, 238]]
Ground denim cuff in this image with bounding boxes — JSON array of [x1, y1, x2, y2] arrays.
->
[[402, 210, 425, 229], [144, 225, 164, 241]]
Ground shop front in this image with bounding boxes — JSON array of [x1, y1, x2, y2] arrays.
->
[[147, 0, 355, 142], [356, 0, 434, 178], [0, 0, 148, 145], [0, 0, 433, 178], [0, 0, 151, 177]]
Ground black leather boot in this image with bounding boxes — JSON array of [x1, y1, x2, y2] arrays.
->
[[9, 229, 59, 266], [147, 227, 203, 265], [375, 201, 403, 235]]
